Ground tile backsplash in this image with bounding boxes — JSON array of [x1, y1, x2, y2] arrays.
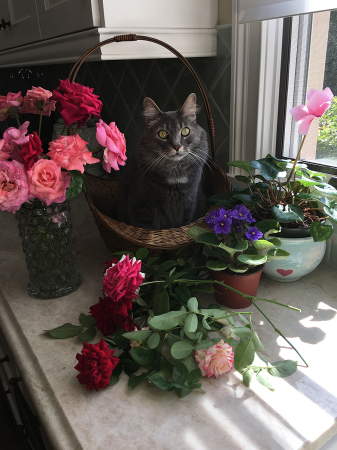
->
[[0, 27, 231, 169]]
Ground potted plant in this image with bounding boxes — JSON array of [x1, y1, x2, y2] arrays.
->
[[187, 205, 289, 307], [208, 88, 337, 282]]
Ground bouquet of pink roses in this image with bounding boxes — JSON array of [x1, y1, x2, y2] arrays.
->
[[0, 79, 127, 213]]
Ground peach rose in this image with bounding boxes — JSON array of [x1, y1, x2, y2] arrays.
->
[[27, 159, 70, 206], [0, 92, 23, 121], [47, 134, 99, 174], [0, 160, 29, 212], [96, 120, 127, 172], [195, 339, 234, 378], [20, 86, 56, 116]]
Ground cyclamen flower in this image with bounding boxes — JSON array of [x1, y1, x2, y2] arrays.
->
[[47, 134, 100, 174], [289, 87, 334, 135], [20, 86, 56, 116], [96, 120, 127, 172], [246, 226, 263, 241], [0, 160, 29, 212], [90, 296, 136, 336], [75, 339, 119, 391], [0, 92, 23, 121], [102, 254, 145, 309], [213, 216, 232, 235], [195, 339, 234, 378]]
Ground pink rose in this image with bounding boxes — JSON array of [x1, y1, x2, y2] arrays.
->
[[195, 339, 234, 378], [96, 120, 127, 172], [52, 79, 102, 127], [47, 134, 99, 174], [0, 92, 23, 121], [20, 86, 56, 116], [102, 254, 145, 310], [290, 87, 334, 135], [2, 121, 30, 159], [27, 159, 71, 206], [0, 160, 29, 213], [0, 139, 11, 161]]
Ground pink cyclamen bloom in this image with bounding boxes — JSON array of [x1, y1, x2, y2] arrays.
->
[[0, 92, 23, 121], [2, 121, 30, 159], [289, 87, 334, 135], [96, 120, 127, 172], [47, 134, 100, 174], [195, 339, 234, 378], [0, 160, 30, 213], [20, 86, 56, 116], [27, 159, 71, 206]]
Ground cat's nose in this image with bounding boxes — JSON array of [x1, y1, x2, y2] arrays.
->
[[173, 145, 180, 152]]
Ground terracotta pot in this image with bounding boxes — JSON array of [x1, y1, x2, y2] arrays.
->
[[211, 266, 263, 309]]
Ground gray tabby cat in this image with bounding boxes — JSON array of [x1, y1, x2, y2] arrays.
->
[[117, 93, 210, 229]]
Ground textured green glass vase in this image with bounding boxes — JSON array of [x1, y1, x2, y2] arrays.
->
[[15, 199, 82, 299]]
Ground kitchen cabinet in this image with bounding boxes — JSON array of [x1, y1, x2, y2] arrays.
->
[[0, 0, 218, 67]]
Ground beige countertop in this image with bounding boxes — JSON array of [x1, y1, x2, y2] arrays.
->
[[1, 193, 337, 450]]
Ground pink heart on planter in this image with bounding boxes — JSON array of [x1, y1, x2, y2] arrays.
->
[[276, 269, 293, 277]]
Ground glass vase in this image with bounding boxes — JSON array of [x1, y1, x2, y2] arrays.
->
[[15, 199, 82, 299]]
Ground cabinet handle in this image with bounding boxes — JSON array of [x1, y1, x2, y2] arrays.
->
[[0, 355, 10, 363], [0, 19, 10, 29]]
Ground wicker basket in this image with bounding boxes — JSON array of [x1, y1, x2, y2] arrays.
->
[[69, 34, 231, 255]]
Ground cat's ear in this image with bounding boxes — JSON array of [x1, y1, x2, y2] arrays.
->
[[143, 97, 163, 125], [180, 93, 198, 121]]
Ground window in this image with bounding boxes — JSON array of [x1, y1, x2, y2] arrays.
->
[[277, 10, 337, 174]]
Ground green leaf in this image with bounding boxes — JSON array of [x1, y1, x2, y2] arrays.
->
[[256, 370, 275, 390], [148, 311, 188, 330], [181, 355, 198, 372], [109, 375, 119, 386], [266, 248, 290, 261], [147, 332, 160, 349], [122, 330, 152, 341], [177, 258, 185, 266], [237, 254, 267, 265], [157, 260, 177, 274], [176, 386, 193, 398], [135, 248, 149, 260], [175, 285, 191, 304], [153, 289, 170, 316], [255, 219, 281, 234], [171, 341, 194, 359], [187, 229, 220, 246], [172, 362, 189, 385], [45, 323, 83, 339], [228, 264, 249, 273], [147, 256, 160, 266], [184, 313, 198, 333], [295, 177, 325, 187], [232, 193, 262, 205], [227, 160, 253, 174], [66, 171, 84, 200], [242, 368, 254, 387], [238, 313, 249, 325], [268, 237, 282, 247], [195, 339, 214, 350], [252, 332, 264, 351], [77, 326, 96, 342], [105, 334, 130, 349], [188, 368, 202, 385], [128, 370, 150, 390], [202, 316, 211, 331], [148, 374, 174, 391], [271, 204, 304, 223], [251, 239, 275, 251], [251, 158, 283, 180], [235, 175, 252, 184], [120, 358, 140, 376], [79, 313, 96, 328], [231, 327, 252, 338], [206, 260, 228, 271], [310, 221, 333, 242], [324, 205, 337, 223], [268, 360, 297, 378], [234, 339, 255, 372], [129, 348, 157, 367], [187, 297, 198, 312], [136, 297, 147, 306]]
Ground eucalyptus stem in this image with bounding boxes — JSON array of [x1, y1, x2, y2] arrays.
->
[[249, 298, 308, 367], [38, 111, 43, 138]]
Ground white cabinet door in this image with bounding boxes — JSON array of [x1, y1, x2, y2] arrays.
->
[[0, 0, 41, 51], [35, 0, 101, 40]]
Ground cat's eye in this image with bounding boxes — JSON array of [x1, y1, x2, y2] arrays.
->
[[158, 130, 168, 139], [181, 127, 190, 137]]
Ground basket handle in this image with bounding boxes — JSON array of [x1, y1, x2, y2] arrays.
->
[[68, 34, 216, 160]]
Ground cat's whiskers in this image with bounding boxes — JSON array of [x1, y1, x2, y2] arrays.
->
[[141, 154, 166, 178]]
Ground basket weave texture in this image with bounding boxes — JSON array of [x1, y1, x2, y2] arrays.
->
[[70, 35, 231, 255]]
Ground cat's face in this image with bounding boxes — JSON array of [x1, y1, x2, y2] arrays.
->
[[141, 93, 203, 162]]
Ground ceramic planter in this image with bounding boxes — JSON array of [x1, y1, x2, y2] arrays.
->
[[211, 266, 263, 309], [263, 235, 326, 282]]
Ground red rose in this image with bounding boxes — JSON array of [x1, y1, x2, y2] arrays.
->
[[102, 254, 145, 309], [52, 79, 102, 127], [74, 339, 119, 391], [103, 258, 118, 270], [20, 132, 43, 170], [90, 296, 135, 336]]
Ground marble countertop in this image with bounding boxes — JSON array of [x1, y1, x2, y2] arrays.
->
[[1, 193, 337, 450]]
